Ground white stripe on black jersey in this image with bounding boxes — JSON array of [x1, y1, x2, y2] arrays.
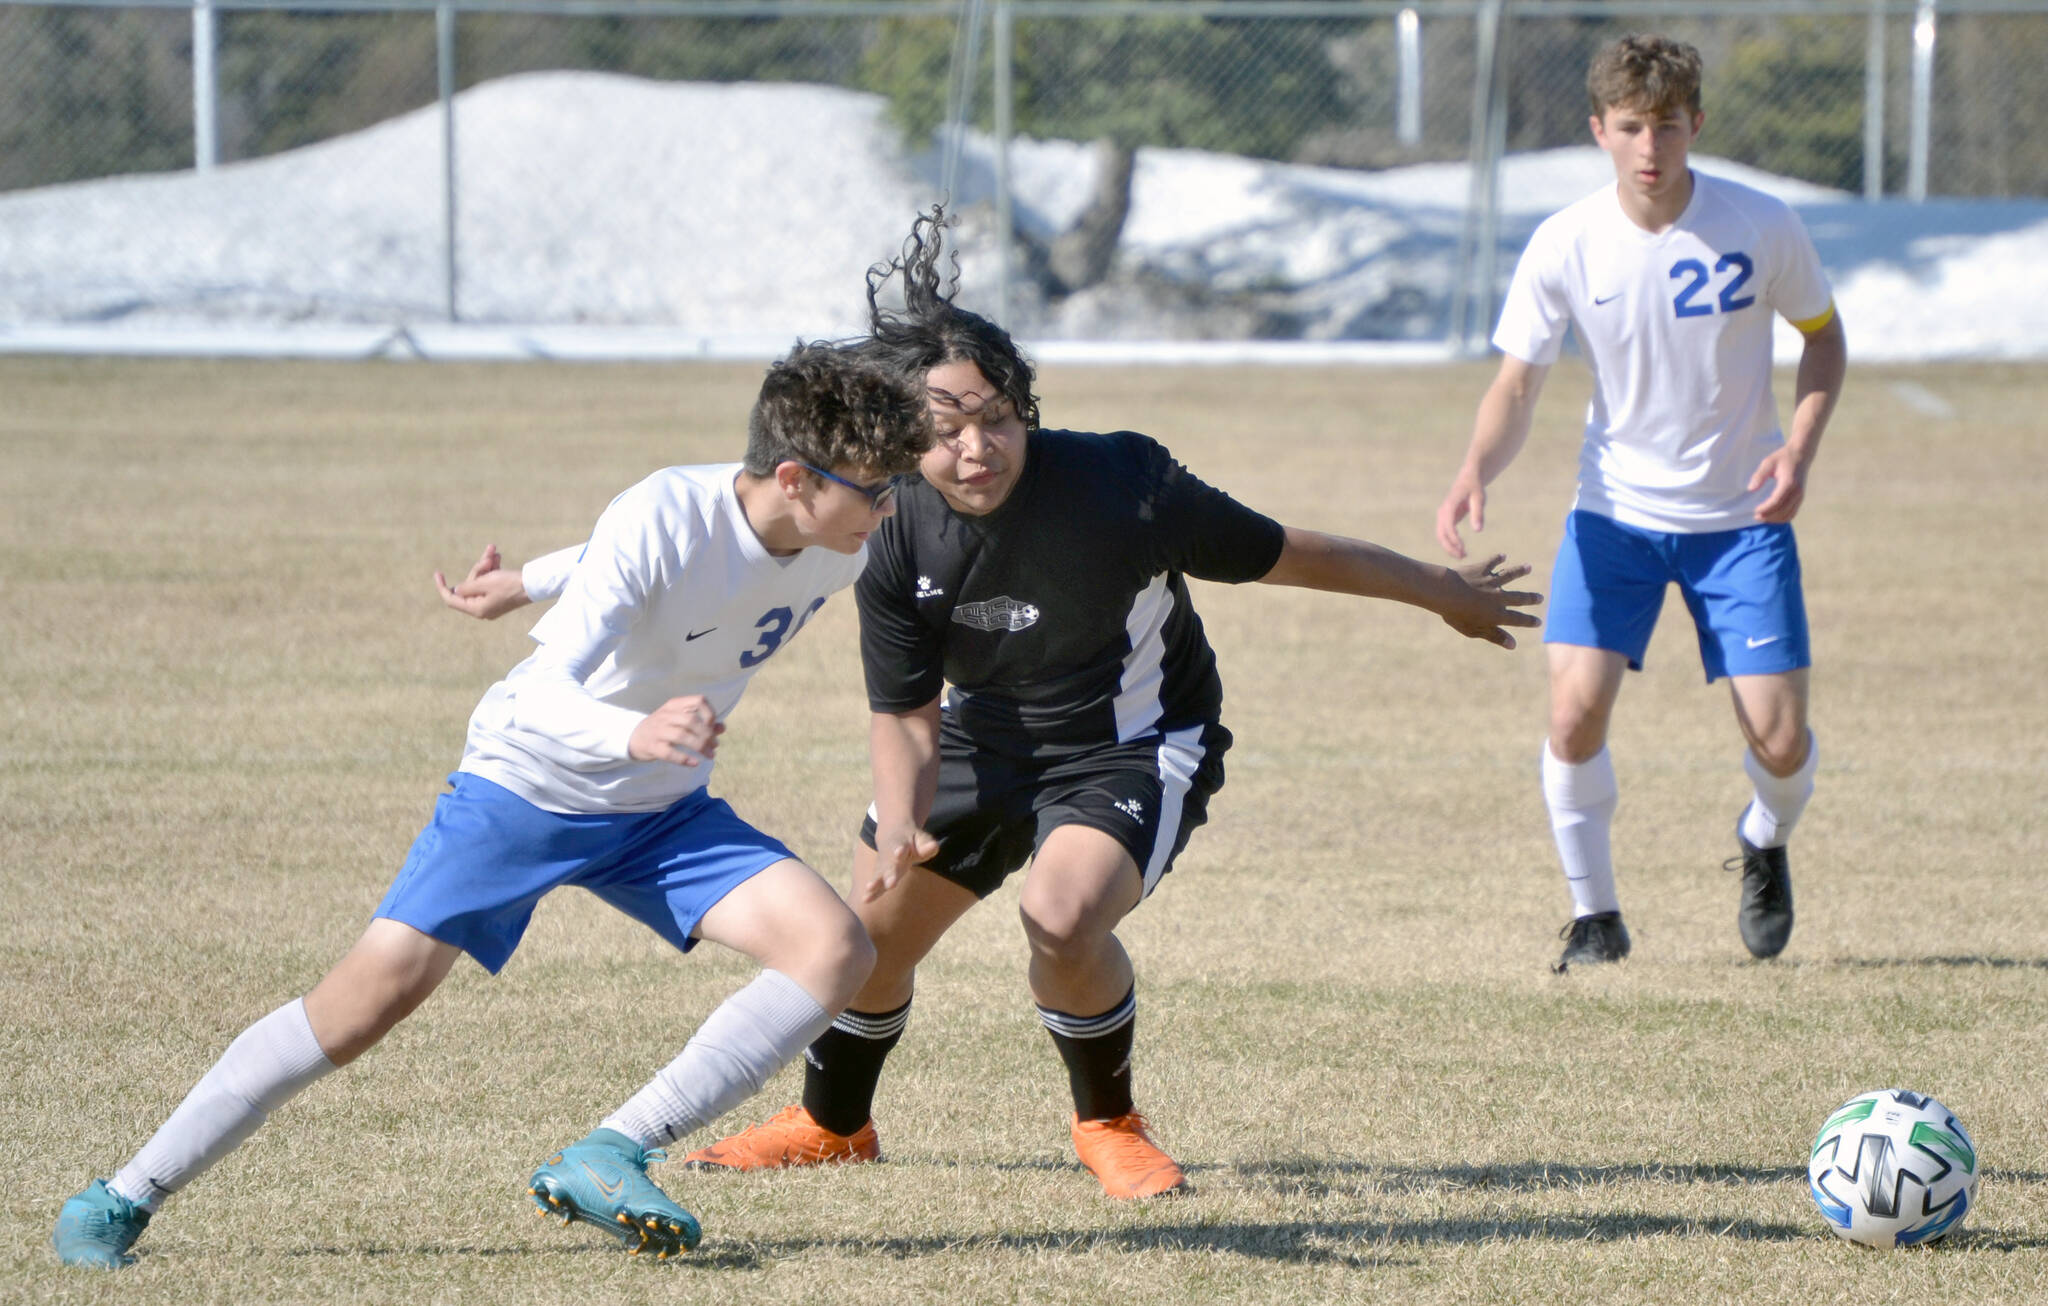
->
[[1112, 574, 1174, 743], [857, 429, 1285, 762]]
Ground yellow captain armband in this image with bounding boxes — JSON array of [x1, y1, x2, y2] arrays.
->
[[1789, 301, 1837, 334]]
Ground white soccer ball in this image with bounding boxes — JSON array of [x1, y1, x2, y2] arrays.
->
[[1808, 1089, 1980, 1248]]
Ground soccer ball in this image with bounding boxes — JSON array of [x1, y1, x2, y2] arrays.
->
[[1808, 1089, 1980, 1248]]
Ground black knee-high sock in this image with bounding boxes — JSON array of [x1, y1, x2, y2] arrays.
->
[[801, 999, 910, 1136], [1037, 987, 1137, 1121]]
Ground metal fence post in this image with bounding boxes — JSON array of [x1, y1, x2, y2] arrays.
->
[[1452, 0, 1509, 356], [939, 0, 986, 206], [437, 1, 458, 321], [192, 0, 217, 171], [992, 0, 1014, 329], [1908, 0, 1936, 201], [1396, 7, 1422, 148], [1863, 0, 1885, 199]]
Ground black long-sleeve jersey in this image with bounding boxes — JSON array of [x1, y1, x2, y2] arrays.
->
[[856, 428, 1287, 762]]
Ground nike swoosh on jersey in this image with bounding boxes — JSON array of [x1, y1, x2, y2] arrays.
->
[[1745, 635, 1781, 649], [686, 627, 717, 641], [1593, 293, 1622, 305]]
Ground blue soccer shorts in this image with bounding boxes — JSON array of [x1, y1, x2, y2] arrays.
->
[[375, 772, 796, 973], [1544, 509, 1811, 682]]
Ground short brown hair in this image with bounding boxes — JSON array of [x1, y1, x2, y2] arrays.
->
[[1587, 34, 1704, 118], [743, 340, 932, 480]]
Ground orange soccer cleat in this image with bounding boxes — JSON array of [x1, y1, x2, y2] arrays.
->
[[681, 1105, 881, 1171], [1070, 1112, 1190, 1199]]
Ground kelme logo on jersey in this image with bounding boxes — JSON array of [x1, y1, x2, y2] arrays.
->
[[1113, 797, 1145, 821], [915, 575, 945, 600], [951, 596, 1040, 632]]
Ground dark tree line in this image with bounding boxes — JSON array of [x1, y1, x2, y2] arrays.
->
[[2, 5, 2041, 200]]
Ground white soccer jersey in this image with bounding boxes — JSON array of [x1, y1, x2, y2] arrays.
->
[[458, 464, 865, 814], [520, 545, 579, 603], [1493, 171, 1835, 533]]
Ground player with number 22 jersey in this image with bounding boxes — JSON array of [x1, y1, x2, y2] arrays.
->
[[1495, 170, 1835, 533], [1436, 34, 1848, 973]]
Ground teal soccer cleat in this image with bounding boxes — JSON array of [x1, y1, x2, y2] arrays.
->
[[529, 1129, 701, 1259], [53, 1179, 150, 1269]]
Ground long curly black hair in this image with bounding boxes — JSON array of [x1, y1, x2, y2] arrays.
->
[[863, 206, 1041, 433]]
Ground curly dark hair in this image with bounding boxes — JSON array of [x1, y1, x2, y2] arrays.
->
[[863, 206, 1042, 433], [742, 339, 933, 479]]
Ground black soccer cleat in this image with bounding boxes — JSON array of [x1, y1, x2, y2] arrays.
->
[[1727, 826, 1794, 959], [1553, 911, 1630, 973]]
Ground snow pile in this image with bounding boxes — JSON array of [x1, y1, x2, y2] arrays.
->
[[2, 71, 2043, 361]]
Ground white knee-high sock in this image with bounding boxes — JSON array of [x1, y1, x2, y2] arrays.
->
[[1741, 729, 1818, 849], [1542, 741, 1621, 917], [109, 998, 336, 1211], [601, 970, 834, 1150]]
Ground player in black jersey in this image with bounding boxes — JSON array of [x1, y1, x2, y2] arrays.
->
[[678, 210, 1544, 1198], [446, 216, 1541, 1195]]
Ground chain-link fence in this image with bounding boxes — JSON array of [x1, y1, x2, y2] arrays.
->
[[1, 0, 2043, 349]]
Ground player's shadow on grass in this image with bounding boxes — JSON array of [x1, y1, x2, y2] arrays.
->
[[267, 1161, 2048, 1266], [1235, 1158, 1806, 1196], [843, 1216, 2048, 1258], [742, 1211, 1804, 1263], [258, 1213, 2048, 1267], [1832, 955, 2048, 971], [266, 1214, 2048, 1268], [281, 1239, 777, 1271]]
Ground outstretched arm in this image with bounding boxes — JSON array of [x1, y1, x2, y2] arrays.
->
[[434, 543, 582, 619], [1260, 528, 1543, 650], [862, 700, 943, 901], [434, 544, 529, 619], [1437, 354, 1551, 558], [1752, 310, 1847, 523]]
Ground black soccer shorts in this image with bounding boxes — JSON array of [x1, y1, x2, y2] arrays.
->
[[859, 720, 1232, 899]]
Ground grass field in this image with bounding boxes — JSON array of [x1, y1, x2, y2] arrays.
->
[[5, 355, 2046, 1304]]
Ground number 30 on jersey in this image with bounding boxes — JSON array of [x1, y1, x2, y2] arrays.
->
[[739, 597, 828, 668]]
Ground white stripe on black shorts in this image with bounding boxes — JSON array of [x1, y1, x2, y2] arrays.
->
[[859, 720, 1231, 899]]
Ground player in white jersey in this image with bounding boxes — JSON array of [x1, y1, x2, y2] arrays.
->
[[52, 344, 932, 1269], [1435, 34, 1847, 971]]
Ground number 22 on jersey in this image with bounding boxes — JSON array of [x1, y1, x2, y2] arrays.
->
[[1669, 252, 1754, 318]]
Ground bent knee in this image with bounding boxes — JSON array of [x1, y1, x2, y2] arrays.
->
[[839, 922, 878, 987], [1018, 902, 1107, 962], [797, 912, 876, 1007], [1547, 697, 1613, 759], [1750, 730, 1812, 778], [1547, 721, 1609, 765]]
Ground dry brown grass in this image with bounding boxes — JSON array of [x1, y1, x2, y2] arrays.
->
[[4, 356, 2046, 1304]]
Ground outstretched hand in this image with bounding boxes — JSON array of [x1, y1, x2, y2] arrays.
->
[[434, 544, 532, 620], [1440, 554, 1543, 649], [862, 823, 941, 902]]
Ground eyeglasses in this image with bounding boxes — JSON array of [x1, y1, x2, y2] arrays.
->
[[801, 463, 903, 513]]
